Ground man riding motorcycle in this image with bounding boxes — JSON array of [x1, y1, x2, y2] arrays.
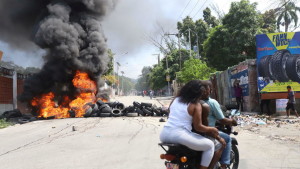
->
[[202, 81, 237, 169]]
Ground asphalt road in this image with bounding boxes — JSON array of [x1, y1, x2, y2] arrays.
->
[[0, 96, 300, 169]]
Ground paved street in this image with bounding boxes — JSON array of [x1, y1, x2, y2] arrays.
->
[[0, 96, 300, 169]]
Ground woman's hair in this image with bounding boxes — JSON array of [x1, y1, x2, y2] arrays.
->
[[177, 80, 206, 104]]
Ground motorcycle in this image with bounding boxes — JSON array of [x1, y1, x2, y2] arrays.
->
[[159, 109, 239, 169]]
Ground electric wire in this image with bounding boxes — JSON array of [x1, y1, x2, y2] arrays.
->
[[177, 0, 193, 21], [168, 0, 193, 34], [187, 0, 201, 17], [261, 0, 281, 12], [192, 0, 209, 19]]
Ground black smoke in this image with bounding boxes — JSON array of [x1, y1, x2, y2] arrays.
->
[[0, 0, 117, 102]]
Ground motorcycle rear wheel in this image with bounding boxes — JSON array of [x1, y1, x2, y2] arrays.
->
[[229, 144, 239, 169]]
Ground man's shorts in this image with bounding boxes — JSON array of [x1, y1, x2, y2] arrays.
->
[[286, 103, 296, 111]]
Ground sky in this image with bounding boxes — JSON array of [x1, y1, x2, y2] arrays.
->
[[0, 0, 299, 79]]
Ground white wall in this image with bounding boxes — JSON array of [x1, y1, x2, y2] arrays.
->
[[0, 104, 13, 115]]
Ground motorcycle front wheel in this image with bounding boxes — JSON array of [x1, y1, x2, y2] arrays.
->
[[229, 144, 239, 169]]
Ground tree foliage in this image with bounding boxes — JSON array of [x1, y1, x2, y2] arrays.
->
[[135, 66, 151, 91], [149, 65, 166, 90], [177, 58, 215, 83], [177, 16, 211, 54], [203, 0, 262, 70], [276, 0, 300, 32], [146, 0, 284, 90], [102, 49, 114, 76], [203, 7, 219, 28], [102, 75, 116, 86], [119, 76, 135, 95], [149, 49, 191, 89], [261, 9, 277, 33]]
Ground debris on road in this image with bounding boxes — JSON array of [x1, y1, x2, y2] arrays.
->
[[159, 118, 166, 122], [232, 112, 300, 143]]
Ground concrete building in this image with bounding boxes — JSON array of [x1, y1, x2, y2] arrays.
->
[[0, 61, 37, 115]]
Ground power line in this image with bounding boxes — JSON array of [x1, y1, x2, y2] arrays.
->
[[192, 0, 209, 19], [261, 0, 281, 12], [278, 0, 293, 9], [187, 0, 201, 17], [168, 0, 193, 34], [177, 0, 193, 21]]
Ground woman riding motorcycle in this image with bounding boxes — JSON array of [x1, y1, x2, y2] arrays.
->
[[160, 80, 224, 169]]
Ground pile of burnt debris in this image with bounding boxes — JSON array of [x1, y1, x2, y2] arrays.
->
[[0, 101, 169, 124]]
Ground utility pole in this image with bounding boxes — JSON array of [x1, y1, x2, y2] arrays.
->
[[165, 55, 171, 96], [164, 33, 182, 70], [178, 34, 182, 70], [113, 55, 115, 89], [183, 28, 200, 59], [121, 71, 124, 96], [116, 62, 121, 95], [188, 28, 191, 58], [13, 70, 17, 109], [114, 52, 128, 96], [189, 29, 200, 59]]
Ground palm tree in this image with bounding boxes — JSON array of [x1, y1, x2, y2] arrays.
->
[[276, 0, 300, 32]]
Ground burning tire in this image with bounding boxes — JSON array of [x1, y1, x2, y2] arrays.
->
[[153, 108, 162, 116], [258, 55, 273, 79], [100, 113, 111, 117], [269, 50, 290, 82], [141, 102, 152, 107], [90, 104, 99, 117], [161, 109, 169, 116], [1, 109, 22, 119], [286, 54, 300, 82], [122, 106, 135, 116], [115, 103, 125, 110], [18, 118, 30, 124], [142, 107, 153, 116], [126, 112, 138, 117], [111, 109, 122, 117], [135, 108, 144, 116], [133, 101, 141, 108], [99, 104, 112, 114], [84, 106, 93, 117], [69, 110, 76, 118], [96, 100, 105, 107]]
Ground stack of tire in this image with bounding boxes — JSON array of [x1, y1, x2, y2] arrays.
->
[[121, 101, 169, 117], [258, 49, 300, 82], [106, 101, 125, 117], [81, 101, 168, 118], [81, 100, 125, 117]]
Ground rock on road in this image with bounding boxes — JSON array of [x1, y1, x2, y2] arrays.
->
[[0, 96, 300, 169]]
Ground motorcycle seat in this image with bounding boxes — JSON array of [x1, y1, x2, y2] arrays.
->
[[158, 143, 181, 147], [158, 143, 192, 150]]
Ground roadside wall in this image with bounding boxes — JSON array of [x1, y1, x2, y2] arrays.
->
[[0, 69, 26, 115], [211, 59, 260, 112]]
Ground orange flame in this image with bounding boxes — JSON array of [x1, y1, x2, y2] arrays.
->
[[97, 98, 108, 103], [31, 92, 70, 119], [30, 71, 98, 119]]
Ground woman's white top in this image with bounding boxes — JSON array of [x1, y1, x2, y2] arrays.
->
[[164, 97, 192, 131]]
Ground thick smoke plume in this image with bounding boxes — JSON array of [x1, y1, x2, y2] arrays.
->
[[0, 0, 117, 102]]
